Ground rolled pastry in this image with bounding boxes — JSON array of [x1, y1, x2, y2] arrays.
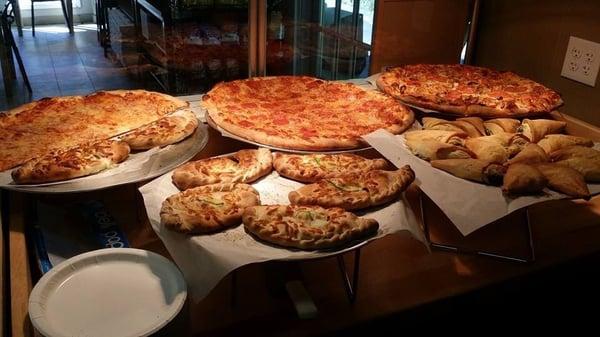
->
[[464, 136, 510, 163], [404, 130, 468, 146], [502, 163, 548, 195], [519, 119, 567, 142], [537, 134, 594, 154], [535, 163, 590, 199], [484, 118, 521, 135], [491, 132, 530, 157], [421, 117, 464, 132], [506, 143, 548, 165], [550, 145, 600, 182], [454, 117, 486, 138], [431, 159, 505, 185], [406, 139, 475, 161]]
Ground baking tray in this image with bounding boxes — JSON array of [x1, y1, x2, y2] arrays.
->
[[205, 114, 373, 154], [1, 123, 209, 194]]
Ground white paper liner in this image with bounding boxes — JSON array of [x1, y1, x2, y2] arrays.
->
[[139, 169, 426, 302], [363, 129, 600, 236]]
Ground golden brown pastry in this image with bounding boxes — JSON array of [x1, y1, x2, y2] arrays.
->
[[550, 145, 600, 182], [405, 139, 475, 161], [535, 163, 590, 199], [502, 163, 548, 195], [491, 132, 530, 157], [454, 117, 486, 137], [506, 143, 549, 165], [288, 166, 415, 210], [464, 136, 509, 163], [421, 117, 464, 132], [484, 118, 521, 135], [431, 159, 505, 185], [404, 129, 467, 146], [537, 134, 594, 154], [519, 119, 567, 142]]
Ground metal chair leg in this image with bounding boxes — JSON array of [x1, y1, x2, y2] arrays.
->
[[30, 1, 34, 36], [6, 25, 32, 93], [59, 0, 71, 33]]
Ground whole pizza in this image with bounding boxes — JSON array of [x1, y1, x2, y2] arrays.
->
[[0, 90, 188, 171], [203, 76, 414, 151], [376, 64, 563, 117]]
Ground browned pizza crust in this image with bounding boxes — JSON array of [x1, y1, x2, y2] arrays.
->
[[161, 183, 260, 234], [172, 148, 273, 190], [204, 76, 414, 151], [288, 166, 415, 210], [243, 205, 378, 250], [12, 140, 130, 184], [122, 109, 199, 150], [377, 64, 563, 118], [272, 152, 389, 183]]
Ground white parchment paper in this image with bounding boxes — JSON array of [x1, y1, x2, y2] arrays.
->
[[139, 169, 426, 302], [363, 129, 600, 236]]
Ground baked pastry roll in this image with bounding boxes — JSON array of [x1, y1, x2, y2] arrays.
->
[[502, 163, 547, 195], [484, 118, 521, 135], [421, 117, 464, 132], [537, 134, 594, 154], [535, 163, 590, 199], [431, 159, 505, 185], [550, 145, 600, 182], [454, 117, 486, 137], [464, 136, 510, 163], [406, 139, 474, 161], [160, 183, 260, 234], [272, 152, 388, 183], [288, 166, 415, 210], [506, 143, 548, 165], [492, 132, 530, 157], [519, 119, 567, 142], [404, 130, 468, 146], [172, 148, 273, 190], [243, 205, 378, 250]]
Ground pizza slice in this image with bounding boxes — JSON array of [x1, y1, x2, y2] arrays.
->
[[161, 183, 260, 234], [243, 205, 379, 250], [122, 109, 199, 150], [172, 148, 273, 190], [12, 139, 130, 184], [288, 166, 415, 210], [272, 152, 389, 183]]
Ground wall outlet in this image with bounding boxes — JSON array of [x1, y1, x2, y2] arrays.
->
[[561, 36, 600, 87]]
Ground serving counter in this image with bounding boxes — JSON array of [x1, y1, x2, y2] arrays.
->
[[4, 122, 600, 336]]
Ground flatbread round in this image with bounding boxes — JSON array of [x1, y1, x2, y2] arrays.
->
[[273, 152, 389, 183], [204, 76, 414, 151], [243, 205, 379, 250], [161, 183, 260, 234], [172, 148, 273, 190], [122, 109, 199, 150]]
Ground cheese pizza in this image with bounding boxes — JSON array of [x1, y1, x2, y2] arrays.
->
[[204, 76, 414, 151], [0, 90, 188, 171], [377, 64, 563, 117]]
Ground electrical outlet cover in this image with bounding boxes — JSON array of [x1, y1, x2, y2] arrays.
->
[[561, 36, 600, 87]]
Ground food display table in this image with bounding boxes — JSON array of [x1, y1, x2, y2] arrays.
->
[[4, 119, 600, 336]]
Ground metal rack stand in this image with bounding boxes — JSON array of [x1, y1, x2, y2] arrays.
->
[[419, 194, 536, 263]]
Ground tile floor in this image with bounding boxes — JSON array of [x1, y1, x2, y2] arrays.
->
[[0, 13, 159, 111]]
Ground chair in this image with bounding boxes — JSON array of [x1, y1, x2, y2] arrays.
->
[[1, 0, 32, 93], [31, 0, 71, 36]]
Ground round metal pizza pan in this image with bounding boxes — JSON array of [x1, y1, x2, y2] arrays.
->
[[0, 123, 209, 194], [205, 114, 373, 154]]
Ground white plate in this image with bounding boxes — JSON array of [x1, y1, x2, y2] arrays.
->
[[29, 248, 187, 337]]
